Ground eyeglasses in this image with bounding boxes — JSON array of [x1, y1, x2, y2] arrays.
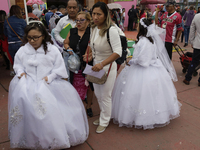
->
[[27, 35, 43, 41], [75, 19, 86, 23]]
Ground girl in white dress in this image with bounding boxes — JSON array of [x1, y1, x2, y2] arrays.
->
[[8, 21, 89, 149], [111, 18, 181, 130]]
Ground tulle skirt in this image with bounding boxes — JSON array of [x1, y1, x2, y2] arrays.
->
[[8, 75, 89, 149], [111, 61, 181, 130]]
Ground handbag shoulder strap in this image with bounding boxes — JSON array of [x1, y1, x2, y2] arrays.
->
[[6, 19, 23, 42]]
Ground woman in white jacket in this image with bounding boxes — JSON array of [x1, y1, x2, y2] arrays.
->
[[8, 21, 89, 149], [88, 2, 122, 133]]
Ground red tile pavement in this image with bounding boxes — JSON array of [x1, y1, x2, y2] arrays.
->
[[0, 31, 200, 150]]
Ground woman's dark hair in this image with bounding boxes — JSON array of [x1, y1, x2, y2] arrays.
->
[[27, 6, 32, 13], [136, 18, 154, 44], [140, 9, 145, 18], [23, 22, 53, 54], [0, 10, 6, 40], [91, 2, 112, 36], [10, 5, 23, 19]]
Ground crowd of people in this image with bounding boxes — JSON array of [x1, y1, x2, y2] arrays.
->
[[0, 0, 200, 149]]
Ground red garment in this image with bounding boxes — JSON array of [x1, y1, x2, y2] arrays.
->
[[0, 36, 13, 64], [160, 11, 182, 43], [24, 13, 39, 20], [73, 70, 88, 100], [140, 13, 146, 19]]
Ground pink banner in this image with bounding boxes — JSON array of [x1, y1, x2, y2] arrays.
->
[[0, 0, 10, 14], [114, 1, 137, 27]]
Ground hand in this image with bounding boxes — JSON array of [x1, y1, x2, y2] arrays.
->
[[43, 76, 48, 82], [126, 57, 132, 66], [191, 44, 193, 49], [18, 72, 26, 79], [92, 63, 103, 72], [173, 40, 178, 46], [83, 52, 93, 62], [67, 48, 73, 55], [156, 7, 161, 12]]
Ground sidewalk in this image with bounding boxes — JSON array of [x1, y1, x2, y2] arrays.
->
[[0, 31, 200, 150]]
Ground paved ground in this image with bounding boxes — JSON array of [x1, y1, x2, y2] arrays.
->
[[0, 31, 200, 150]]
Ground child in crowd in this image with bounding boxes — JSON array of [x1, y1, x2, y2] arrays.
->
[[8, 21, 89, 149], [111, 18, 181, 130]]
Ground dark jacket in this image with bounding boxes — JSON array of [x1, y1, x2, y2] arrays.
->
[[181, 9, 187, 17], [4, 16, 26, 42], [128, 8, 137, 18], [69, 27, 92, 84], [183, 10, 195, 26]]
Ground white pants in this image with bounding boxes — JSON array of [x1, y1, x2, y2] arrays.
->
[[93, 63, 117, 127]]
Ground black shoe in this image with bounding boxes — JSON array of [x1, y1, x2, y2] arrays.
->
[[86, 108, 93, 117], [184, 43, 188, 47]]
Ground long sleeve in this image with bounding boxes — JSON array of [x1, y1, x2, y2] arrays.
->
[[47, 46, 68, 83], [129, 38, 154, 67], [189, 17, 196, 46], [109, 26, 122, 57], [183, 12, 187, 21], [54, 20, 65, 44]]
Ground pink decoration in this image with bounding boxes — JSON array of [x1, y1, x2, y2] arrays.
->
[[140, 0, 166, 5], [26, 0, 44, 5]]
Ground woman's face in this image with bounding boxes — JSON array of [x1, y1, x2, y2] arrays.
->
[[92, 7, 106, 28], [27, 29, 44, 50], [76, 14, 89, 31]]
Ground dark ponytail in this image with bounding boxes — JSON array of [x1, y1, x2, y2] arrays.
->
[[136, 18, 154, 44]]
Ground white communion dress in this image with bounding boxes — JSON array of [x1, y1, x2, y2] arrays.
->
[[111, 36, 181, 130], [8, 43, 89, 149]]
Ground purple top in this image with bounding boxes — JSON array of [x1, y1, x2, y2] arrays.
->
[[183, 10, 195, 26]]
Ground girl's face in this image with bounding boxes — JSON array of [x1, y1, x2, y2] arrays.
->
[[76, 14, 89, 31], [92, 7, 106, 28], [27, 29, 44, 50]]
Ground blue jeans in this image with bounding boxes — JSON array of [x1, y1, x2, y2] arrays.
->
[[185, 48, 200, 82], [184, 26, 190, 44], [8, 42, 22, 63]]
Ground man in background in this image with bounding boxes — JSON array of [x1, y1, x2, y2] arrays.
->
[[155, 0, 182, 59], [128, 5, 137, 31]]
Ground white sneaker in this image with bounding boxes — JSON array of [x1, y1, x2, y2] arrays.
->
[[93, 119, 99, 126], [96, 125, 106, 134]]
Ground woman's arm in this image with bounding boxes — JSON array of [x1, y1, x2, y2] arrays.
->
[[92, 26, 122, 72], [63, 31, 73, 55], [91, 53, 120, 72]]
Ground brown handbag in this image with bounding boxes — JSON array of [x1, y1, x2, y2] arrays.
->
[[85, 45, 112, 85], [6, 19, 23, 42]]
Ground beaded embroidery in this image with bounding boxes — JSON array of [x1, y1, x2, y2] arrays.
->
[[34, 95, 46, 118], [10, 106, 23, 126]]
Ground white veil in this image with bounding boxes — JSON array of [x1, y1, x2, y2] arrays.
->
[[141, 19, 178, 81]]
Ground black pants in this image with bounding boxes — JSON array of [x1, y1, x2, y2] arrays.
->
[[181, 31, 184, 42], [185, 48, 200, 82], [128, 17, 134, 31], [165, 42, 173, 60]]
